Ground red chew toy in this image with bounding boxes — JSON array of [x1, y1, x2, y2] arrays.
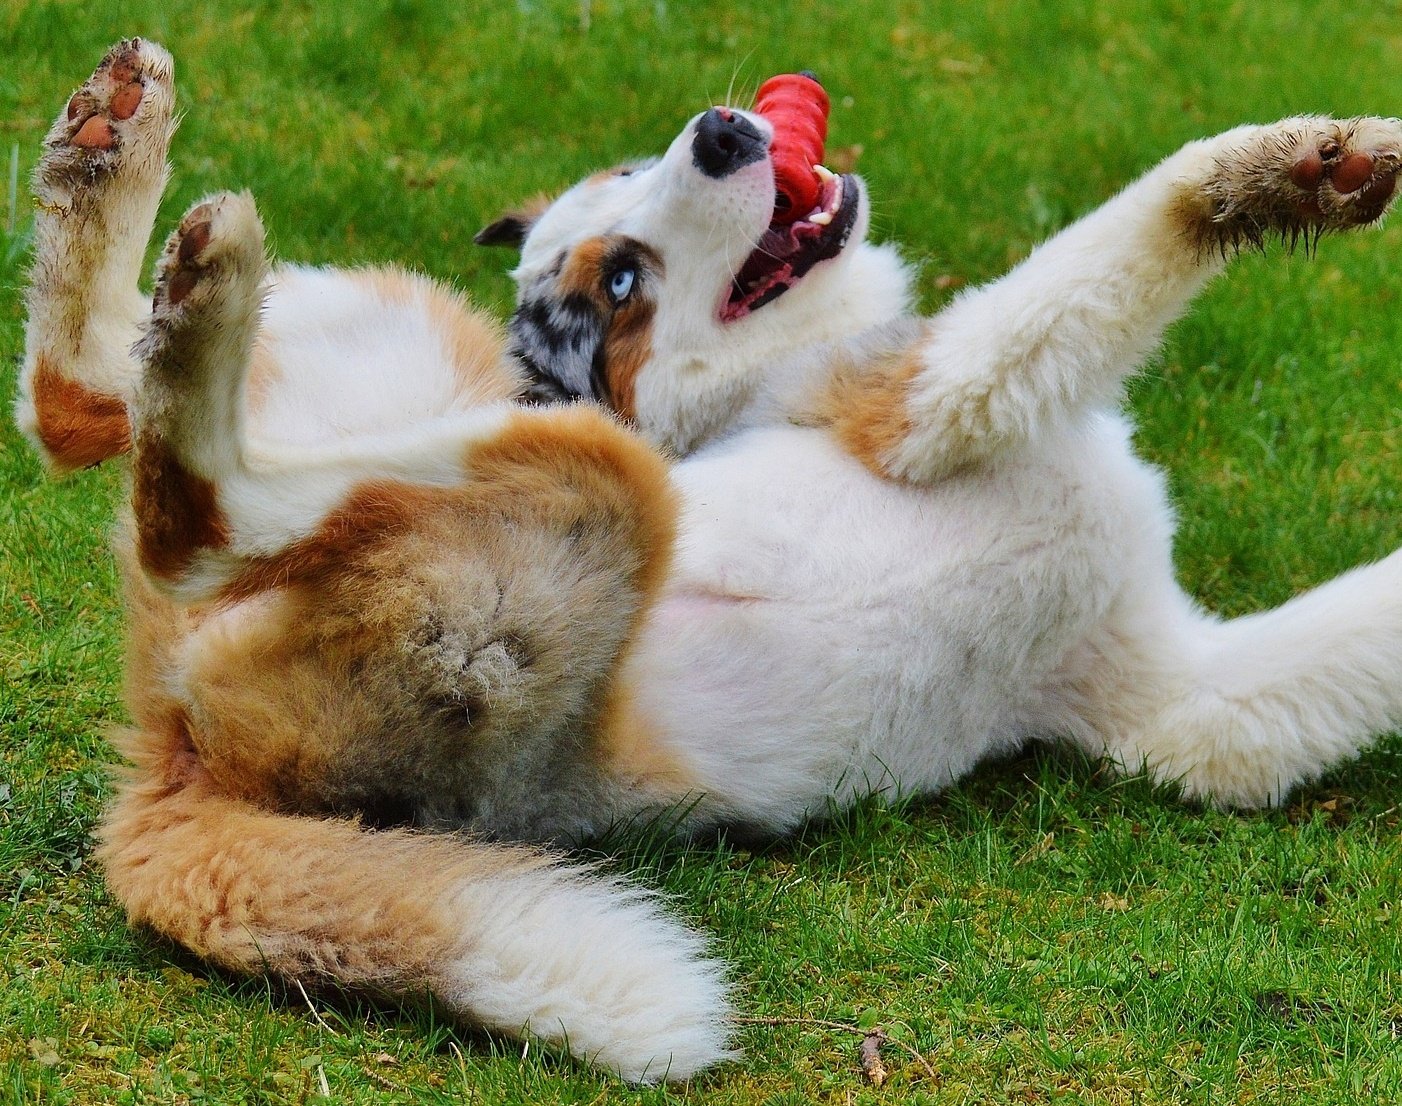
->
[[754, 73, 829, 224]]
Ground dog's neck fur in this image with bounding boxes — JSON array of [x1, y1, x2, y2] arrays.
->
[[634, 239, 915, 456]]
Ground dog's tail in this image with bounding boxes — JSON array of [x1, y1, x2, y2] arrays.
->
[[99, 725, 733, 1083]]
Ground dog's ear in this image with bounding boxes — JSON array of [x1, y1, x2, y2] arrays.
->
[[474, 194, 553, 248], [473, 212, 532, 248]]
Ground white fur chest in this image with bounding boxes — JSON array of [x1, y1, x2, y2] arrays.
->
[[626, 416, 1163, 830]]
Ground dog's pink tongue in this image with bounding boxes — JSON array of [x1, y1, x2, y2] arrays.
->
[[754, 72, 829, 224]]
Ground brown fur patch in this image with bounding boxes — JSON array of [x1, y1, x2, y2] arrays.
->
[[221, 405, 675, 607], [594, 683, 697, 796], [131, 431, 231, 580], [115, 397, 688, 817], [557, 237, 613, 302], [470, 408, 688, 786], [116, 528, 202, 730], [467, 406, 677, 601], [808, 333, 926, 478], [218, 482, 453, 605], [99, 721, 557, 987], [599, 300, 654, 421], [114, 402, 687, 833], [553, 238, 662, 419], [30, 356, 132, 470]]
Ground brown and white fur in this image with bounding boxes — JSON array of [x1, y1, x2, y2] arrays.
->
[[19, 39, 1402, 1083]]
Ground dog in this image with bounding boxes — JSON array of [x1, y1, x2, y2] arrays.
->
[[18, 39, 1402, 1083]]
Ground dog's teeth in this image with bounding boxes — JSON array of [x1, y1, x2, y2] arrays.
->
[[810, 210, 833, 226], [815, 164, 835, 183]]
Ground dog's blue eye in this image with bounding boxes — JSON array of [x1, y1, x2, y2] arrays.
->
[[609, 268, 636, 302]]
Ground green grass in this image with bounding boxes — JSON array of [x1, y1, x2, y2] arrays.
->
[[4, 1, 1402, 1102]]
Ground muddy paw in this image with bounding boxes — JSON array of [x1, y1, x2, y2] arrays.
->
[[1202, 116, 1402, 251], [158, 202, 217, 309], [139, 191, 267, 388], [1285, 119, 1402, 226], [36, 38, 175, 204], [150, 192, 266, 315]]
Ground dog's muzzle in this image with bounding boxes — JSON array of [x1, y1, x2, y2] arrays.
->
[[692, 108, 766, 179]]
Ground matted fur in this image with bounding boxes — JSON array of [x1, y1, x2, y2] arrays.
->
[[19, 40, 1402, 1084]]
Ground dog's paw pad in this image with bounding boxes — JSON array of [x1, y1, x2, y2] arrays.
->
[[170, 202, 223, 304], [71, 115, 117, 150], [177, 205, 214, 264], [152, 194, 265, 317], [160, 204, 216, 308], [1203, 118, 1402, 250], [37, 39, 174, 198], [1285, 123, 1402, 229], [1330, 151, 1375, 194], [1289, 149, 1325, 190], [110, 81, 145, 121]]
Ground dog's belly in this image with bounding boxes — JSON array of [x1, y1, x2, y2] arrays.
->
[[625, 414, 1171, 831]]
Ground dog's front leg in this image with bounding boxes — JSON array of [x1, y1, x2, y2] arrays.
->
[[129, 192, 676, 613], [16, 39, 176, 472], [828, 117, 1402, 483]]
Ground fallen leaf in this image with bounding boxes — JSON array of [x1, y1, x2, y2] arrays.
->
[[1015, 831, 1055, 866], [860, 1030, 888, 1087], [28, 1038, 60, 1067]]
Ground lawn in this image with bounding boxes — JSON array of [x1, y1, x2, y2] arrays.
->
[[2, 1, 1401, 1103]]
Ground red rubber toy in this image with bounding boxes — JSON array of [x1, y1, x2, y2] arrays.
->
[[754, 73, 829, 223]]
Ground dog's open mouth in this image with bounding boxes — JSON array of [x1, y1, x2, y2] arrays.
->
[[719, 72, 858, 324], [720, 169, 860, 323]]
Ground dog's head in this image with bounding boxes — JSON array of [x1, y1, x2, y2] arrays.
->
[[478, 89, 912, 452]]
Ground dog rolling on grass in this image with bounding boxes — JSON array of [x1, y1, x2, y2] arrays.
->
[[18, 38, 1402, 1083]]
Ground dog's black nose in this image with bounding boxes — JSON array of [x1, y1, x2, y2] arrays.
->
[[692, 108, 767, 179]]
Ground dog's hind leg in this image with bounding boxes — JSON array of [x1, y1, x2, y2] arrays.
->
[[17, 39, 176, 472], [109, 543, 729, 1076], [827, 117, 1402, 483], [1050, 533, 1402, 808], [113, 200, 717, 1082]]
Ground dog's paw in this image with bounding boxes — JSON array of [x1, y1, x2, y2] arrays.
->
[[138, 192, 267, 388], [153, 193, 264, 311], [36, 38, 175, 209], [1197, 117, 1402, 251]]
